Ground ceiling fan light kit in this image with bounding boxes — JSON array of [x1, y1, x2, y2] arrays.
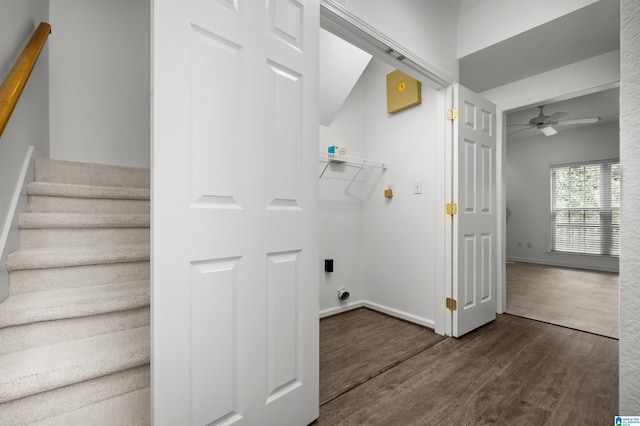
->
[[508, 105, 601, 137], [541, 126, 558, 136]]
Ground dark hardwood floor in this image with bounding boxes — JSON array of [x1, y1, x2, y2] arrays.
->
[[320, 308, 445, 405], [315, 310, 618, 425]]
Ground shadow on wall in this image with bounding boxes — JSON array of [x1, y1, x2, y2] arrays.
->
[[319, 160, 387, 205]]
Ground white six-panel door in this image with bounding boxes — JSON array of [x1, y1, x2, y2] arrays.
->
[[452, 84, 497, 338], [153, 1, 319, 424]]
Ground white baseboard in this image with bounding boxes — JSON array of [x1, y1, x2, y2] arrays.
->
[[320, 299, 436, 330], [362, 301, 436, 329], [0, 146, 36, 302], [319, 300, 365, 318]]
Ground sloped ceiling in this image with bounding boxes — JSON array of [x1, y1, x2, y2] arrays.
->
[[319, 29, 372, 126]]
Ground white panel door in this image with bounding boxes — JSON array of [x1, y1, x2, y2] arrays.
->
[[452, 84, 497, 338], [153, 1, 319, 425]]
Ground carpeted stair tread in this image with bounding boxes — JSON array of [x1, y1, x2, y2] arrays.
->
[[0, 281, 149, 329], [32, 387, 150, 426], [0, 365, 149, 425], [27, 181, 150, 200], [19, 213, 150, 229], [35, 159, 149, 189], [0, 326, 150, 404], [20, 227, 150, 249], [6, 244, 150, 271]]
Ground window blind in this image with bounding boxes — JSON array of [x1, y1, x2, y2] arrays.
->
[[550, 159, 620, 256]]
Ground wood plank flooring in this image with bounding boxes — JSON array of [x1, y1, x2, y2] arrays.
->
[[320, 308, 445, 405], [315, 312, 618, 425], [507, 262, 619, 338]]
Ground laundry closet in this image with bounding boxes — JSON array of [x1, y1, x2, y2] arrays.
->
[[318, 29, 445, 330]]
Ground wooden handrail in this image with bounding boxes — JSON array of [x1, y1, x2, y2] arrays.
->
[[0, 22, 52, 138]]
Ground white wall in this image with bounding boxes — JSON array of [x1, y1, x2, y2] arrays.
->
[[330, 0, 458, 81], [362, 59, 439, 326], [318, 66, 369, 314], [620, 0, 640, 414], [506, 122, 620, 272], [49, 0, 150, 168], [0, 1, 50, 301], [319, 57, 441, 327], [457, 0, 598, 58]]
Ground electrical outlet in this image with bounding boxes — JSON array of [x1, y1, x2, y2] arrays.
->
[[413, 180, 422, 194]]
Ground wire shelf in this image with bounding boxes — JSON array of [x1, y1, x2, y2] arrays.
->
[[318, 151, 387, 193]]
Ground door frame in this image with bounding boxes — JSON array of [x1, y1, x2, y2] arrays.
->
[[488, 70, 620, 313], [320, 0, 455, 336]]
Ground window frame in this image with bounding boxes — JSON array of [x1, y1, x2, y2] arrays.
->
[[547, 158, 620, 258]]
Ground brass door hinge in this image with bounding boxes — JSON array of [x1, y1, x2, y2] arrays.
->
[[446, 297, 457, 311], [447, 108, 458, 121], [446, 203, 458, 216]]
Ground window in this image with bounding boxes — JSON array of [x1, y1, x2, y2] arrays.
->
[[550, 159, 620, 256]]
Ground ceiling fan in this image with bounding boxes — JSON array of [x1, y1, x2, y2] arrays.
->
[[508, 105, 601, 137]]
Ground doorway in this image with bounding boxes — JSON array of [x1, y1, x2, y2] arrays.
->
[[503, 88, 620, 338], [318, 5, 453, 337], [316, 5, 454, 408]]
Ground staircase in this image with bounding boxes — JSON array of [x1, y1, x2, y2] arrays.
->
[[0, 159, 150, 425]]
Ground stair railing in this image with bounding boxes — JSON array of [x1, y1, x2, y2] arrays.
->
[[0, 22, 52, 138]]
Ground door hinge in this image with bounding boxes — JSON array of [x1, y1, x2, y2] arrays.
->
[[446, 297, 457, 311], [446, 203, 458, 216], [447, 108, 458, 121]]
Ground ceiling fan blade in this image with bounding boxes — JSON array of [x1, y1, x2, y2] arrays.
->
[[507, 123, 535, 127], [541, 126, 558, 136], [545, 112, 569, 122], [556, 117, 601, 125], [508, 126, 536, 136]]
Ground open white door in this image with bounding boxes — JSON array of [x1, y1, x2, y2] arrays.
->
[[451, 84, 497, 338], [153, 1, 319, 425]]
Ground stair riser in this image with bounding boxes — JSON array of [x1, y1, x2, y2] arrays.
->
[[9, 261, 150, 295], [6, 245, 149, 272], [20, 228, 150, 249], [0, 365, 149, 425], [0, 307, 149, 356], [35, 159, 149, 189], [27, 182, 150, 200], [29, 196, 150, 214], [19, 213, 149, 229]]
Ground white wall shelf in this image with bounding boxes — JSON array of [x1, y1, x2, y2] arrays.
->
[[319, 151, 387, 193]]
